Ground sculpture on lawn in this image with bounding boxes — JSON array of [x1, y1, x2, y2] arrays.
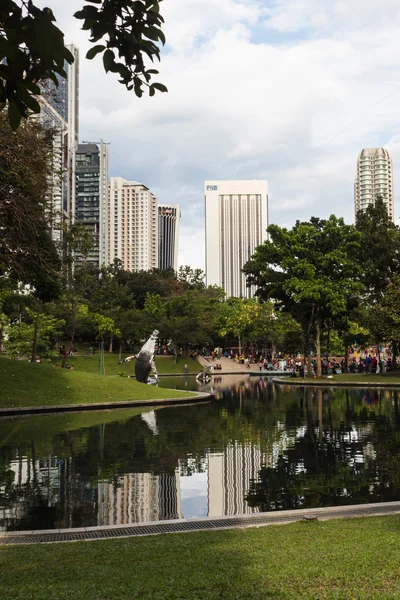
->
[[124, 330, 159, 384]]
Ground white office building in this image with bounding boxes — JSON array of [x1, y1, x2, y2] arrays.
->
[[354, 148, 394, 221], [205, 180, 268, 298], [158, 204, 180, 270], [97, 470, 182, 526], [208, 443, 265, 517], [108, 177, 158, 272]]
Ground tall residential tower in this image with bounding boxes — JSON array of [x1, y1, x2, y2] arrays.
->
[[205, 180, 268, 298], [354, 148, 394, 221], [108, 177, 158, 272]]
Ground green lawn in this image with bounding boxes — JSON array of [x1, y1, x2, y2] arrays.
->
[[1, 516, 400, 599], [0, 356, 195, 408], [50, 353, 202, 376], [282, 372, 400, 384]]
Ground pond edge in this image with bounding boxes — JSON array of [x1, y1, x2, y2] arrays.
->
[[0, 391, 212, 417], [273, 377, 400, 388]]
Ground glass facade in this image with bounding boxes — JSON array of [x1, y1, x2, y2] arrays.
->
[[76, 144, 101, 266], [40, 64, 69, 123]]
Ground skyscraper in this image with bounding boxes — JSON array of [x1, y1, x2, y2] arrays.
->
[[108, 177, 158, 272], [75, 141, 109, 267], [38, 43, 80, 238], [354, 148, 394, 221], [205, 180, 268, 298], [158, 204, 180, 270]]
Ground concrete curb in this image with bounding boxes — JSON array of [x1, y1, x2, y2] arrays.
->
[[1, 500, 399, 545], [273, 377, 400, 388], [0, 391, 212, 417]]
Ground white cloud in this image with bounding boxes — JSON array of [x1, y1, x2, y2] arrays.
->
[[38, 1, 400, 270]]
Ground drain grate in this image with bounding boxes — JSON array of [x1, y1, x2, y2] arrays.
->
[[1, 502, 400, 545]]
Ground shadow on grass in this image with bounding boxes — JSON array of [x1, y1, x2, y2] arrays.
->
[[1, 517, 400, 599]]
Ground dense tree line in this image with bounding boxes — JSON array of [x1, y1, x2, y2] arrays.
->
[[244, 197, 400, 370], [1, 115, 400, 364]]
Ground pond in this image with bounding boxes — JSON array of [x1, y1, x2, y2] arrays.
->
[[1, 376, 400, 531]]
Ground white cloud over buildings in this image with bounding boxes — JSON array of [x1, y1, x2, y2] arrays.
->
[[40, 0, 400, 269]]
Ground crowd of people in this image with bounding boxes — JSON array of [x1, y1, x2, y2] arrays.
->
[[206, 347, 395, 375]]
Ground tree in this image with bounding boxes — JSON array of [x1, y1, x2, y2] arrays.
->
[[178, 266, 206, 290], [114, 268, 184, 309], [92, 313, 121, 374], [5, 307, 64, 359], [219, 298, 260, 356], [162, 286, 224, 361], [366, 274, 400, 368], [0, 114, 61, 299], [0, 0, 167, 129], [243, 216, 363, 377], [248, 305, 303, 357], [356, 197, 400, 298]]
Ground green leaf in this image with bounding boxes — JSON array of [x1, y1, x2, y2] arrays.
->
[[134, 79, 143, 98], [8, 101, 22, 130], [16, 84, 40, 113], [144, 25, 166, 45], [103, 49, 115, 73], [148, 2, 160, 13], [86, 44, 105, 60], [63, 47, 75, 63], [23, 80, 41, 95], [150, 82, 168, 93]]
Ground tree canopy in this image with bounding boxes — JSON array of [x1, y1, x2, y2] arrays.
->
[[0, 0, 167, 129], [243, 216, 363, 375], [0, 113, 61, 300], [355, 197, 400, 298]]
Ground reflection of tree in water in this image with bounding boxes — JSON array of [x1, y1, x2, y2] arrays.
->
[[247, 388, 400, 512], [1, 385, 400, 529]]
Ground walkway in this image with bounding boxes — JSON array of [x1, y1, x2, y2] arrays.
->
[[198, 356, 289, 376], [1, 501, 399, 545]]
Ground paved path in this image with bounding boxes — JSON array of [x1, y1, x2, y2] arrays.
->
[[198, 355, 288, 376]]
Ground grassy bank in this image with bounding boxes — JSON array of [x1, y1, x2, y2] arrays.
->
[[51, 353, 202, 376], [0, 356, 195, 408], [1, 516, 400, 599], [281, 372, 400, 385]]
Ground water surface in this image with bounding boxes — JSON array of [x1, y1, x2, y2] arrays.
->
[[1, 377, 399, 530]]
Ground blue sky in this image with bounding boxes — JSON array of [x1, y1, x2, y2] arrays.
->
[[40, 0, 400, 268]]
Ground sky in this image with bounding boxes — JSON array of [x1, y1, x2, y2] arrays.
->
[[38, 0, 400, 269]]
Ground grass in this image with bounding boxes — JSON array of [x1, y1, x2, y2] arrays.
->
[[0, 356, 195, 408], [50, 353, 202, 376], [1, 516, 400, 599], [282, 372, 400, 384]]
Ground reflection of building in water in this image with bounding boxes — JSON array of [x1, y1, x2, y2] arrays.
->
[[208, 443, 265, 516], [97, 469, 182, 526], [0, 454, 84, 530]]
